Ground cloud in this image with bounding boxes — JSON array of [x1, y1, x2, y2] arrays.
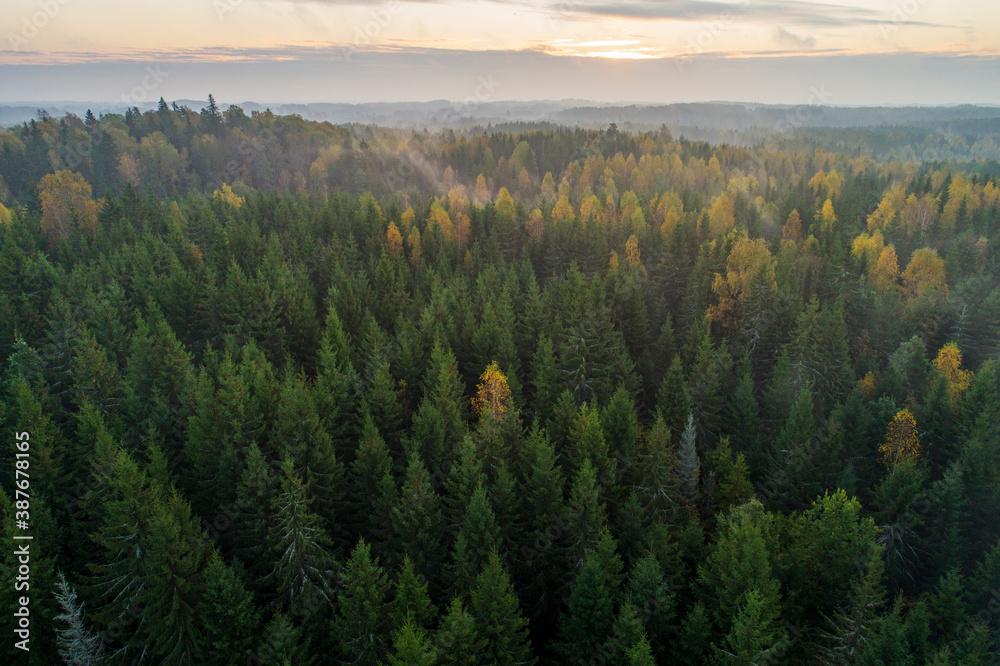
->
[[773, 26, 816, 49], [542, 0, 947, 29]]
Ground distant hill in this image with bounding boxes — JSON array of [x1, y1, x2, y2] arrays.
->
[[4, 99, 999, 132]]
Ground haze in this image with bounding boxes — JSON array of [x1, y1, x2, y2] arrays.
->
[[2, 0, 999, 105]]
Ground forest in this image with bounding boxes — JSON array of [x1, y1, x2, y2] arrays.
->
[[1, 97, 999, 665]]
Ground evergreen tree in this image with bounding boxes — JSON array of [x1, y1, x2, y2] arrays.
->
[[391, 555, 437, 631], [265, 462, 337, 613], [627, 554, 675, 658], [333, 539, 392, 664], [677, 413, 700, 505], [53, 573, 104, 666], [656, 355, 690, 440], [450, 481, 501, 597], [436, 598, 484, 665], [391, 452, 447, 581], [558, 530, 623, 662], [470, 550, 535, 665], [386, 617, 438, 666], [199, 553, 260, 665]]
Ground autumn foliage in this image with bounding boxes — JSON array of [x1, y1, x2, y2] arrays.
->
[[386, 222, 403, 257], [933, 342, 972, 404], [472, 361, 512, 422], [212, 183, 243, 209], [38, 170, 99, 248], [902, 248, 948, 302], [880, 410, 921, 468]]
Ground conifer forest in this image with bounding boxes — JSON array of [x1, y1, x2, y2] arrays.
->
[[1, 100, 1000, 665]]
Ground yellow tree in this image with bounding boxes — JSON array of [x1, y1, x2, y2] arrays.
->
[[880, 410, 920, 468], [38, 170, 99, 248], [495, 187, 516, 222], [579, 195, 603, 225], [782, 210, 803, 243], [406, 228, 422, 268], [660, 207, 681, 245], [474, 173, 491, 206], [625, 235, 641, 270], [857, 372, 877, 400], [818, 198, 837, 233], [708, 193, 735, 237], [401, 206, 415, 232], [386, 222, 403, 258], [901, 248, 948, 302], [472, 361, 512, 422], [933, 343, 972, 404], [609, 251, 620, 272], [866, 196, 897, 231], [871, 246, 900, 296], [427, 200, 456, 241], [708, 234, 776, 330], [0, 201, 12, 227], [552, 195, 575, 224], [213, 183, 243, 208]]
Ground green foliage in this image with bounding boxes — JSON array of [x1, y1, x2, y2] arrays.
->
[[1, 113, 998, 664]]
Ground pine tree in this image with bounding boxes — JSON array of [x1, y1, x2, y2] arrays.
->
[[627, 554, 675, 658], [234, 442, 274, 572], [697, 500, 782, 636], [53, 572, 104, 666], [768, 385, 820, 509], [265, 462, 337, 613], [443, 436, 486, 531], [530, 335, 560, 423], [334, 538, 392, 665], [470, 550, 535, 665], [386, 617, 438, 666], [349, 412, 395, 544], [568, 402, 616, 489], [274, 372, 345, 531], [656, 355, 690, 440], [602, 384, 640, 472], [391, 555, 437, 631], [317, 305, 359, 453], [559, 554, 616, 661], [677, 413, 700, 504], [817, 556, 885, 666], [450, 482, 501, 597], [436, 598, 484, 665], [141, 490, 211, 665], [711, 588, 789, 665], [391, 452, 446, 581], [257, 611, 313, 666], [632, 413, 681, 523], [199, 552, 260, 665], [566, 458, 609, 563], [603, 600, 647, 666]]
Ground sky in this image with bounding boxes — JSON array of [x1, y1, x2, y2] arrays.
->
[[1, 0, 999, 105]]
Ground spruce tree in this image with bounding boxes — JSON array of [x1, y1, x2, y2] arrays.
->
[[53, 573, 104, 666], [333, 538, 392, 665], [391, 555, 437, 631], [199, 552, 260, 665], [265, 462, 337, 613], [470, 551, 535, 665], [436, 598, 484, 665]]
